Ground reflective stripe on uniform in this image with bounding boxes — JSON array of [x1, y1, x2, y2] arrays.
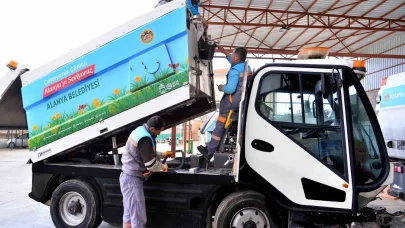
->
[[218, 116, 227, 123], [211, 134, 221, 141], [128, 138, 138, 147], [144, 157, 156, 168]]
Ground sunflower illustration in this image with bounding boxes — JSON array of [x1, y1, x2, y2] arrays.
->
[[78, 109, 85, 115], [93, 98, 101, 108], [32, 125, 38, 131], [135, 76, 141, 82], [114, 89, 120, 95], [186, 58, 189, 64]]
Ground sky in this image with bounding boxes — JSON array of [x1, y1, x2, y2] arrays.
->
[[0, 0, 269, 76]]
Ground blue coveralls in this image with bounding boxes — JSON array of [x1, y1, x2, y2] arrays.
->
[[207, 55, 250, 155], [120, 126, 157, 228]]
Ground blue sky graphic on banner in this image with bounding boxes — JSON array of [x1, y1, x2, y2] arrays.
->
[[21, 5, 188, 133]]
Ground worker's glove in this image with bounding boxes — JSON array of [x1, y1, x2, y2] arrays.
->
[[163, 151, 175, 159], [162, 164, 169, 172], [143, 170, 151, 177]]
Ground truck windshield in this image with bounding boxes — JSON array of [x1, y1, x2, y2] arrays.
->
[[348, 85, 384, 186]]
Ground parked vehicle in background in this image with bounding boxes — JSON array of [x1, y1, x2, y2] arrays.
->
[[375, 72, 405, 199], [7, 133, 29, 149], [199, 110, 218, 147]]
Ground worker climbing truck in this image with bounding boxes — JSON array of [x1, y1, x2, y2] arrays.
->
[[0, 0, 398, 227]]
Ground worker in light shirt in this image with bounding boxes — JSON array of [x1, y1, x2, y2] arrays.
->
[[120, 116, 174, 228]]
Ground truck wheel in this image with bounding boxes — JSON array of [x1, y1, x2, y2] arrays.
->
[[213, 190, 278, 228], [50, 179, 102, 228], [8, 142, 15, 149]]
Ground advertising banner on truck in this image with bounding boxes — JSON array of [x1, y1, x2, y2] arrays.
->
[[21, 6, 190, 151]]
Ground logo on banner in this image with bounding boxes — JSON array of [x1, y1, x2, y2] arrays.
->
[[42, 64, 96, 98], [141, 29, 154, 44]]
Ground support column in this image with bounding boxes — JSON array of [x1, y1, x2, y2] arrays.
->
[[171, 127, 176, 152]]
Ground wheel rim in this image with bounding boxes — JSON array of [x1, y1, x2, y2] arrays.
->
[[59, 191, 87, 226], [230, 207, 270, 228]]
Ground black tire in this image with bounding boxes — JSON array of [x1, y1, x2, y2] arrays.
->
[[9, 142, 15, 149], [50, 179, 102, 228], [213, 190, 278, 228]]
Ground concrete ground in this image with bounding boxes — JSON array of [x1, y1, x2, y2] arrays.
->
[[0, 148, 404, 228]]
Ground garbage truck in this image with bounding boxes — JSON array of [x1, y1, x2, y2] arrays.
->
[[375, 72, 405, 200], [0, 0, 399, 227]]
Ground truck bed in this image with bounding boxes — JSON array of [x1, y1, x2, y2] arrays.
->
[[31, 160, 233, 182]]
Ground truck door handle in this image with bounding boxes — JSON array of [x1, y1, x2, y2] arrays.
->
[[251, 139, 274, 152]]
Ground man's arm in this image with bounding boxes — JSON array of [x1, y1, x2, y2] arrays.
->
[[138, 137, 165, 172], [221, 69, 239, 94], [217, 45, 232, 60]]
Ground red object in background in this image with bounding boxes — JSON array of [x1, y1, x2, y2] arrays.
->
[[394, 165, 403, 173]]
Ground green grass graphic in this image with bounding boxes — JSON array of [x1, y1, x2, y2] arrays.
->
[[29, 66, 189, 151]]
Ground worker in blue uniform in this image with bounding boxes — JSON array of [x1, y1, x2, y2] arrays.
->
[[198, 46, 251, 162]]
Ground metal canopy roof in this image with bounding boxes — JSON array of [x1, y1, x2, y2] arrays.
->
[[201, 0, 405, 59]]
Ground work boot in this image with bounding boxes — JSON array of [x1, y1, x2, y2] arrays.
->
[[197, 145, 214, 162]]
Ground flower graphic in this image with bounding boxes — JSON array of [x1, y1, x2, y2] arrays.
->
[[186, 58, 189, 64], [108, 105, 116, 114], [93, 98, 101, 108], [51, 126, 59, 134], [78, 109, 85, 115], [33, 125, 38, 131], [175, 70, 179, 74], [55, 113, 61, 119], [135, 76, 141, 82], [114, 89, 120, 95], [127, 90, 131, 94]]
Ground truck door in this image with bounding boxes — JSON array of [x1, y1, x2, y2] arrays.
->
[[243, 66, 389, 211]]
